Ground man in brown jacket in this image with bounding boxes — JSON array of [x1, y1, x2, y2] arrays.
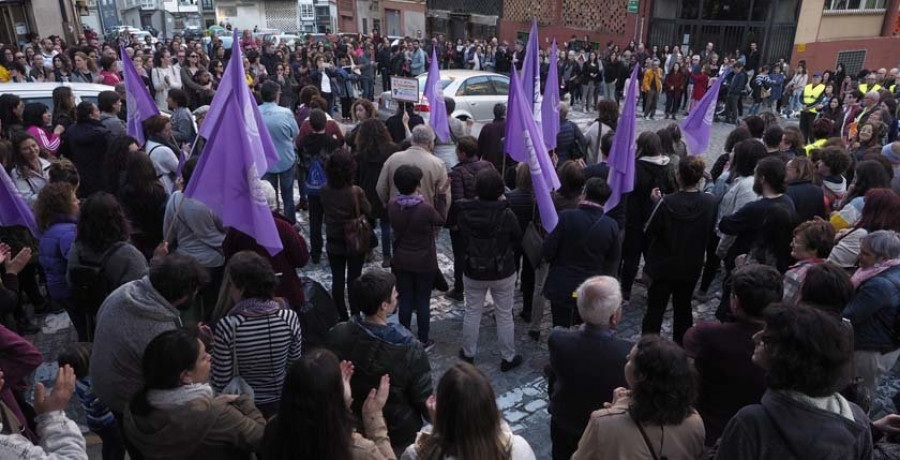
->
[[376, 124, 450, 215]]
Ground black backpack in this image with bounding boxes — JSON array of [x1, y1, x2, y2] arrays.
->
[[69, 242, 125, 336], [298, 276, 339, 353], [463, 212, 514, 280]]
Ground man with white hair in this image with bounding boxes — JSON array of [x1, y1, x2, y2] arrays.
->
[[376, 124, 450, 211], [545, 276, 632, 460]]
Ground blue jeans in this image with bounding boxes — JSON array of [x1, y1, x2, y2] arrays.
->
[[395, 269, 434, 342], [360, 77, 375, 100], [263, 166, 296, 224], [373, 215, 392, 259]]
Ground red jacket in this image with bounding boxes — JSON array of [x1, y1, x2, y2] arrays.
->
[[223, 213, 309, 308]]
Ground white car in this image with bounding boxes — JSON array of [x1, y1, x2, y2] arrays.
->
[[3, 82, 110, 108], [267, 34, 301, 51], [377, 70, 510, 123]]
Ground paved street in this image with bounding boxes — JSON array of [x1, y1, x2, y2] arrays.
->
[[24, 110, 886, 459]]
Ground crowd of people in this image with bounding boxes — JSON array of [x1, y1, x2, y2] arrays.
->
[[1, 25, 900, 460]]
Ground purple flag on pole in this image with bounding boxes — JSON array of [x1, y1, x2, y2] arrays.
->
[[184, 32, 283, 255], [521, 19, 541, 118], [541, 40, 560, 151], [507, 69, 559, 232], [0, 167, 38, 237], [120, 44, 159, 146], [681, 68, 730, 156], [604, 64, 640, 213], [423, 48, 450, 143]]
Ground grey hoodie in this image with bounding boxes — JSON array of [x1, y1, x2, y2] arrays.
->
[[99, 112, 126, 137], [90, 276, 184, 414]]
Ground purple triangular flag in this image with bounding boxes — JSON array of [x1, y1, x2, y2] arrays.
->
[[541, 39, 560, 151], [605, 64, 640, 213], [521, 19, 541, 118], [120, 45, 159, 146], [183, 32, 283, 256], [423, 48, 450, 143], [681, 68, 731, 156], [0, 167, 39, 237], [508, 69, 559, 232]]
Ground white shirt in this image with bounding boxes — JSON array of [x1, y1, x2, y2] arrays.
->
[[41, 49, 58, 69], [321, 71, 331, 93]]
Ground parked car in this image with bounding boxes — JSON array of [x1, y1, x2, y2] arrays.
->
[[2, 82, 109, 108], [377, 70, 510, 123], [267, 34, 300, 50]]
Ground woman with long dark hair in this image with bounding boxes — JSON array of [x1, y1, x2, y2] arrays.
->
[[143, 114, 181, 193], [321, 149, 372, 319], [0, 94, 24, 139], [68, 192, 148, 293], [125, 328, 265, 460], [402, 362, 534, 459], [51, 86, 76, 130], [8, 132, 51, 204], [572, 336, 704, 458], [262, 348, 394, 460], [23, 103, 63, 158], [102, 135, 140, 196], [584, 99, 618, 165], [50, 54, 72, 82], [118, 153, 168, 259], [355, 118, 400, 267]]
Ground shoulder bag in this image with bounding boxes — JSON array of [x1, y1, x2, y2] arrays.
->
[[344, 187, 373, 255]]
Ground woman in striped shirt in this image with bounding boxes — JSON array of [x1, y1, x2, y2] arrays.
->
[[211, 251, 303, 418]]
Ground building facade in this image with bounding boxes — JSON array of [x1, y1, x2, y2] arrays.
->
[[498, 0, 639, 50], [214, 0, 300, 33], [426, 0, 499, 42], [0, 0, 82, 45], [337, 0, 425, 36], [647, 0, 800, 64], [120, 0, 165, 35], [792, 0, 900, 74]]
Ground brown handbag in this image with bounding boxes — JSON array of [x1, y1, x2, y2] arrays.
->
[[343, 188, 372, 255]]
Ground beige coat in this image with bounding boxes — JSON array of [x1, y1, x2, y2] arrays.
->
[[376, 145, 450, 211], [572, 395, 705, 460], [352, 411, 397, 460]]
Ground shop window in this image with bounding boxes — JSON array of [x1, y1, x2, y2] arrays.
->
[[825, 0, 886, 11]]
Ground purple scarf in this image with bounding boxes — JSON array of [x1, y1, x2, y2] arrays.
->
[[396, 193, 424, 209], [229, 298, 283, 317]]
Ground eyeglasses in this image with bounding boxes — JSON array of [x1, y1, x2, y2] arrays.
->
[[15, 56, 25, 60]]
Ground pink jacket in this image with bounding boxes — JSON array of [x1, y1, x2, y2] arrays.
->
[[26, 126, 61, 157]]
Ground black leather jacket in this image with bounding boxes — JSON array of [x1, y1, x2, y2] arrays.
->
[[326, 320, 432, 448]]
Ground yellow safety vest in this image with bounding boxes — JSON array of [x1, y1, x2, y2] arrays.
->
[[859, 83, 882, 94], [802, 84, 825, 113]]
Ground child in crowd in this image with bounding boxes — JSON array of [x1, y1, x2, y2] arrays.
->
[[58, 342, 124, 460]]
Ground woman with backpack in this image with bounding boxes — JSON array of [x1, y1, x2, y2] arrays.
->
[[457, 169, 523, 371], [36, 183, 82, 339], [143, 115, 181, 194], [67, 192, 148, 338]]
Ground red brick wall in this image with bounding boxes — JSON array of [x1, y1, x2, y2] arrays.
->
[[791, 36, 900, 73]]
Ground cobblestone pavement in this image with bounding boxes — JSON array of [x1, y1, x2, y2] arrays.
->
[[26, 110, 899, 459]]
